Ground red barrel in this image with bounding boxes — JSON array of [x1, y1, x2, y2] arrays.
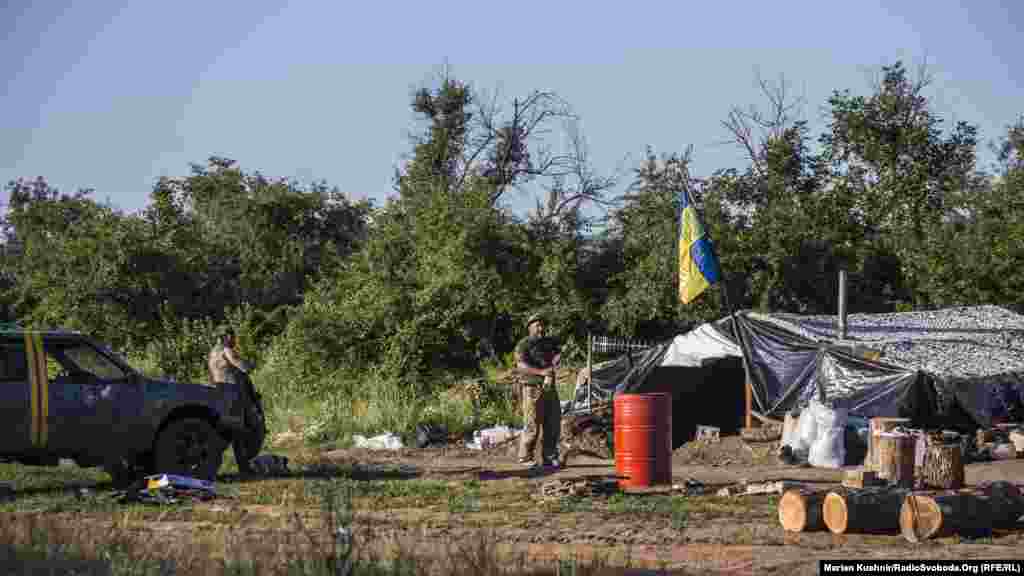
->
[[614, 393, 672, 488]]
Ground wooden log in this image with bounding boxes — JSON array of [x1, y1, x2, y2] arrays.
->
[[1010, 430, 1024, 454], [842, 469, 881, 489], [977, 481, 1024, 528], [741, 425, 781, 443], [778, 487, 829, 532], [782, 411, 800, 445], [900, 492, 996, 542], [921, 442, 964, 490], [822, 486, 909, 534], [992, 443, 1018, 460], [745, 480, 796, 496], [868, 417, 910, 470], [876, 433, 916, 488], [977, 428, 996, 447]]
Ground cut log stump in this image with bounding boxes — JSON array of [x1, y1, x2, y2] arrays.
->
[[921, 442, 964, 490], [868, 418, 910, 471], [877, 433, 916, 488], [823, 486, 909, 534], [778, 488, 829, 532], [900, 493, 993, 542]]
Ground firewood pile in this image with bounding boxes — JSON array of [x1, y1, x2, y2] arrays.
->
[[778, 479, 1024, 542], [778, 417, 1024, 541]]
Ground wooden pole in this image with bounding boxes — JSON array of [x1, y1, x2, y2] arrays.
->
[[720, 281, 757, 429], [745, 374, 752, 429], [586, 332, 593, 412]]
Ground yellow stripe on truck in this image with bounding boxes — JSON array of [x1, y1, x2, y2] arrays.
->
[[24, 333, 39, 447], [33, 334, 48, 448]]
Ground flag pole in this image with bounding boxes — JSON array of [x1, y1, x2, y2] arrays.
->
[[679, 182, 758, 429], [719, 282, 753, 429]]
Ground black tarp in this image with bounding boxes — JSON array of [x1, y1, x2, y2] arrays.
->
[[572, 311, 1004, 433]]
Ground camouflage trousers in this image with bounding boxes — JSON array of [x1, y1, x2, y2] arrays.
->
[[518, 383, 561, 463]]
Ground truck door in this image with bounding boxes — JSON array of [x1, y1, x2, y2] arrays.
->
[[0, 337, 33, 454], [43, 339, 144, 460]]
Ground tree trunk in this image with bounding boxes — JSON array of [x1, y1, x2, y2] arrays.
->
[[868, 417, 910, 471], [778, 487, 829, 532], [900, 493, 993, 542], [822, 486, 909, 534], [921, 442, 964, 489]]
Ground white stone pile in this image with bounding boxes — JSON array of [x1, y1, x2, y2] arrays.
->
[[752, 305, 1024, 379]]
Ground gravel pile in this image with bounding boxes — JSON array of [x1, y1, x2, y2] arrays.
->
[[748, 305, 1024, 379]]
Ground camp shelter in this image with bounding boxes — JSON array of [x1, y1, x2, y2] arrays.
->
[[571, 305, 1024, 446]]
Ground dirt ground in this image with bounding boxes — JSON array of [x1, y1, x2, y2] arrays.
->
[[3, 432, 1022, 575], [318, 433, 1024, 575]]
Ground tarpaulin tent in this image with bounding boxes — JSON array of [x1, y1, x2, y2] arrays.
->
[[571, 306, 1024, 445]]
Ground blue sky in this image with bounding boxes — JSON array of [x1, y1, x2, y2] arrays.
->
[[2, 1, 1022, 217]]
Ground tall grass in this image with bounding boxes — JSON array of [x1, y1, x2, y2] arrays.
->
[[258, 357, 523, 448]]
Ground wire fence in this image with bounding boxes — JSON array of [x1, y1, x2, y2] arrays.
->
[[589, 335, 660, 357]]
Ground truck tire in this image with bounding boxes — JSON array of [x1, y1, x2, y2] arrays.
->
[[153, 417, 226, 481]]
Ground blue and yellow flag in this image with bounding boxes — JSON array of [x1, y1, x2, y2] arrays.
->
[[677, 188, 722, 304]]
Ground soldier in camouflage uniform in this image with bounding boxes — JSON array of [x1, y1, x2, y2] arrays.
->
[[515, 312, 562, 468]]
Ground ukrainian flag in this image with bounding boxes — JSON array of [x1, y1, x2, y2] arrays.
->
[[678, 188, 722, 304]]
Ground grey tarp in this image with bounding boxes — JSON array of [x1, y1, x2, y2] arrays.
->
[[571, 311, 995, 432]]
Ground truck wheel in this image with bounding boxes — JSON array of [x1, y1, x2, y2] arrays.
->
[[153, 418, 226, 481]]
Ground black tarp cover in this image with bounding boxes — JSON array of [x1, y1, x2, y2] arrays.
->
[[573, 311, 992, 431]]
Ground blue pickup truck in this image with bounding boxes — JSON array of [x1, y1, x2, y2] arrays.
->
[[0, 326, 266, 483]]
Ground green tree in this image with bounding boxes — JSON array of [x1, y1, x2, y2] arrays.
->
[[603, 148, 719, 338], [820, 61, 979, 306]]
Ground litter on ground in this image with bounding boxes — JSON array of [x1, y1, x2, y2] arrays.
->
[[248, 454, 290, 476], [465, 425, 521, 450], [353, 432, 404, 450]]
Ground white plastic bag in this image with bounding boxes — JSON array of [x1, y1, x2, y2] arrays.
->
[[464, 426, 522, 450], [807, 402, 848, 469], [813, 403, 848, 430], [353, 432, 404, 450], [808, 425, 846, 469], [792, 403, 819, 457]]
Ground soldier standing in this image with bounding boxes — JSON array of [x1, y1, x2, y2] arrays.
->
[[208, 327, 260, 474], [208, 327, 253, 386], [514, 312, 562, 468]]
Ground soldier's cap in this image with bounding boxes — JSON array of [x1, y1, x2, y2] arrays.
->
[[526, 312, 544, 327]]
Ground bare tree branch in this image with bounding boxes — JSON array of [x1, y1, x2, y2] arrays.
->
[[721, 70, 806, 176]]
